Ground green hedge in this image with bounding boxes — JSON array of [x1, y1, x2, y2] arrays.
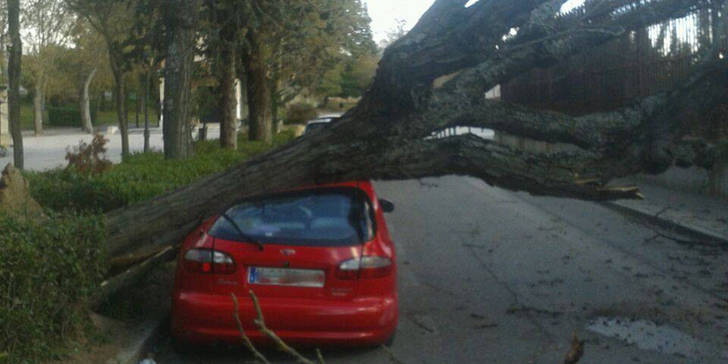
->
[[25, 130, 297, 213], [0, 212, 106, 363], [47, 106, 98, 127]]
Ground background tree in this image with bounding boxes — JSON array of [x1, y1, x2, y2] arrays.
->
[[67, 23, 110, 133], [65, 0, 137, 158], [22, 0, 74, 135], [7, 0, 22, 169], [160, 0, 201, 159], [202, 0, 241, 150], [234, 0, 376, 143], [273, 0, 377, 116]]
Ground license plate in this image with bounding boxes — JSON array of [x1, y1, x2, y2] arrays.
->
[[247, 267, 325, 288]]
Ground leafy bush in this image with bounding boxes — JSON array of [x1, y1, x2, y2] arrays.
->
[[0, 212, 106, 363], [285, 103, 318, 124], [26, 130, 297, 213]]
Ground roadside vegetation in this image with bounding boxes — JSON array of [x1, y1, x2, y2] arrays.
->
[[0, 212, 106, 363], [0, 130, 294, 363]]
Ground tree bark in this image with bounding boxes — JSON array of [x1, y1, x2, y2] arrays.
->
[[81, 68, 97, 134], [32, 77, 44, 136], [161, 0, 199, 160], [218, 20, 237, 150], [7, 0, 22, 170], [243, 32, 272, 144]]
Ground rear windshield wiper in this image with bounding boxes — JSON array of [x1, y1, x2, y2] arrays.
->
[[220, 213, 264, 251]]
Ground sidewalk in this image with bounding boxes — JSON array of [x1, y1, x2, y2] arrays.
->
[[0, 124, 220, 171], [605, 179, 728, 244]]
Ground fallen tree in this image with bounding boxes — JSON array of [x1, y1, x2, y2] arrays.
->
[[105, 0, 727, 265]]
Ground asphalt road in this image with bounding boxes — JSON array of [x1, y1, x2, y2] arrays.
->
[[152, 176, 728, 363]]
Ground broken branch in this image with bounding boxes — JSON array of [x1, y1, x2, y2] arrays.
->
[[230, 292, 271, 364]]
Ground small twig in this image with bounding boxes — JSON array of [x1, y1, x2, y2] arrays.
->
[[316, 348, 325, 364], [248, 290, 321, 364], [230, 293, 271, 364]]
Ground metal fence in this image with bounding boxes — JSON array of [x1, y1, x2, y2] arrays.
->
[[501, 2, 727, 138]]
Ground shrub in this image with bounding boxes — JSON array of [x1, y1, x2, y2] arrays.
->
[[47, 106, 80, 127], [0, 212, 106, 363], [65, 134, 112, 174], [285, 103, 318, 124]]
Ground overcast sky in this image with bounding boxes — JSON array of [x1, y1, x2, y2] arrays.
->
[[364, 0, 586, 43], [364, 0, 435, 43]]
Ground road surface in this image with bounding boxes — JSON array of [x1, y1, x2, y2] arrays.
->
[[152, 176, 728, 363]]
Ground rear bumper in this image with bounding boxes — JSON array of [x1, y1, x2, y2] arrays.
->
[[171, 291, 397, 346]]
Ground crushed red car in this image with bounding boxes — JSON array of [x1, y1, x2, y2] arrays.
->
[[170, 181, 397, 348]]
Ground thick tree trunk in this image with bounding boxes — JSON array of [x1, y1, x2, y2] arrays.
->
[[81, 68, 97, 133], [243, 33, 272, 144], [105, 0, 727, 263], [162, 0, 199, 160], [7, 0, 22, 170], [218, 22, 237, 150], [32, 78, 44, 136]]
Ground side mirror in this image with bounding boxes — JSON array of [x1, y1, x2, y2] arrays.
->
[[379, 199, 395, 213]]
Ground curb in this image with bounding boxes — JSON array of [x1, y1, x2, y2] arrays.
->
[[107, 317, 166, 364], [602, 201, 728, 245]]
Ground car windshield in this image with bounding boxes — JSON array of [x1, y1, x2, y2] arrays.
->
[[208, 187, 374, 246]]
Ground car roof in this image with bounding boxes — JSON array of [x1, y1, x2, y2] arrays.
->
[[306, 115, 340, 125]]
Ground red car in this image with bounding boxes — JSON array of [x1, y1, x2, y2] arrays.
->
[[170, 181, 397, 348]]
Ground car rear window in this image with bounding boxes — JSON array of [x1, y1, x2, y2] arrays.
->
[[209, 187, 374, 247]]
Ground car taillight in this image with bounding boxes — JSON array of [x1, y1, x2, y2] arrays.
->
[[183, 248, 236, 274], [336, 256, 392, 279]]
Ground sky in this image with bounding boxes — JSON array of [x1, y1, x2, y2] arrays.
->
[[364, 0, 435, 43], [364, 0, 587, 43]]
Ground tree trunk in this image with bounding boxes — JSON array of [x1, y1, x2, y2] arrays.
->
[[270, 76, 280, 134], [218, 21, 237, 150], [7, 0, 22, 169], [135, 84, 140, 128], [81, 68, 97, 133], [143, 70, 150, 153], [243, 32, 272, 143], [161, 0, 199, 160], [112, 63, 130, 158], [33, 78, 44, 136]]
